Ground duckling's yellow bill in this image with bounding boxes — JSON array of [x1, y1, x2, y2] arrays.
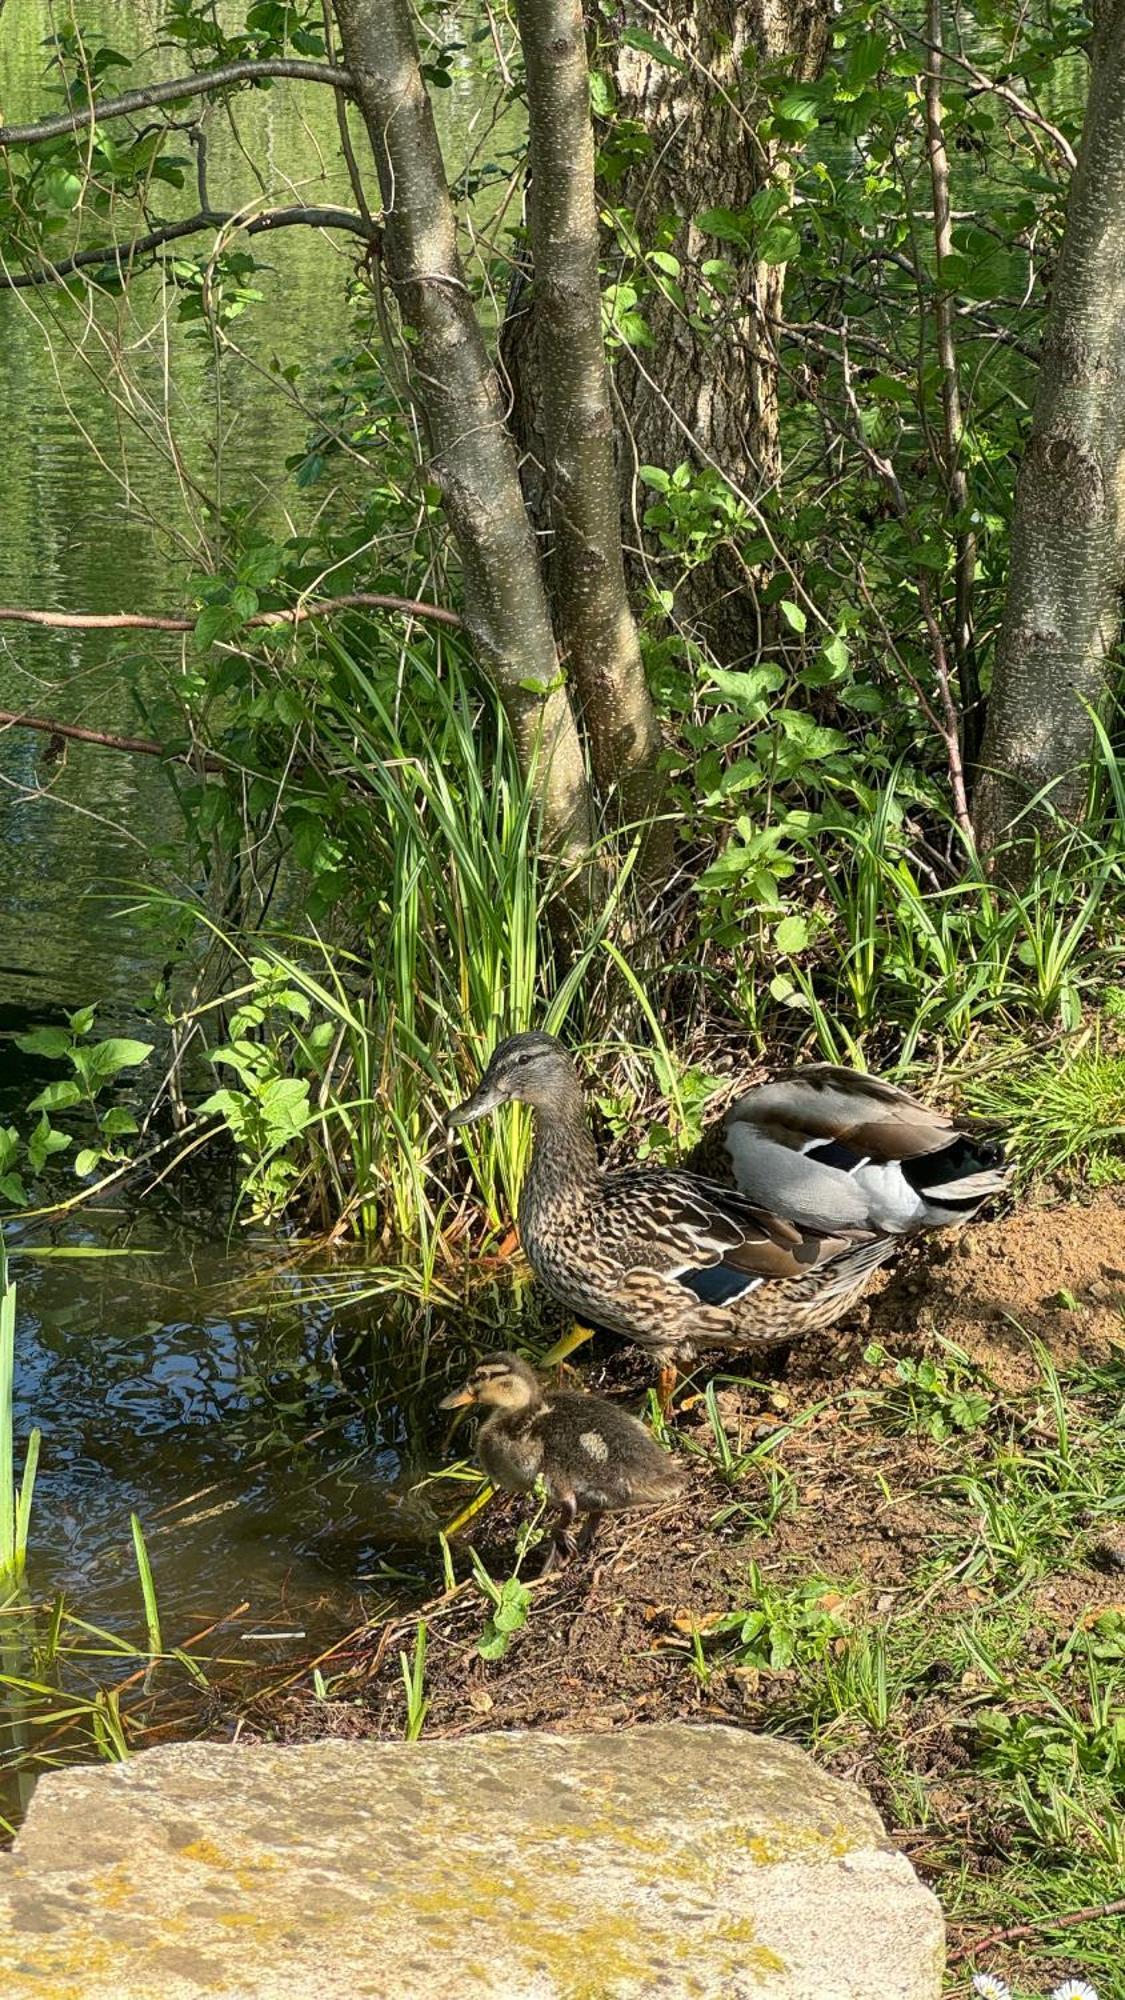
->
[[439, 1385, 476, 1409]]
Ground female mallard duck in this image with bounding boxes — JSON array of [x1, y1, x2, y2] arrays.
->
[[440, 1352, 683, 1565], [449, 1034, 1008, 1396]]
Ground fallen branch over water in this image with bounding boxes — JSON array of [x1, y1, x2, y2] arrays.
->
[[0, 592, 462, 635], [0, 707, 221, 766]]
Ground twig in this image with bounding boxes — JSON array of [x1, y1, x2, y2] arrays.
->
[[0, 591, 461, 633], [947, 1893, 1125, 1964], [0, 708, 222, 768], [888, 13, 1078, 171], [0, 205, 378, 289], [922, 0, 979, 740], [837, 342, 974, 842], [0, 59, 354, 149]]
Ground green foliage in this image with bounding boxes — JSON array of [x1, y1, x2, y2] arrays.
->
[[964, 1038, 1125, 1185], [1, 1012, 151, 1207], [0, 1241, 40, 1591], [863, 1341, 995, 1443], [399, 1619, 429, 1741], [702, 1564, 851, 1674]]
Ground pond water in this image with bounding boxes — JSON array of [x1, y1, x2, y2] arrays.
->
[[0, 1, 517, 1825]]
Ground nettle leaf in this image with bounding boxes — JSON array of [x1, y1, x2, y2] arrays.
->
[[74, 1148, 103, 1178], [0, 1126, 20, 1174], [28, 1078, 82, 1114], [0, 1174, 28, 1207], [779, 600, 807, 634], [69, 1004, 96, 1035], [259, 1077, 311, 1140], [15, 1026, 73, 1060]]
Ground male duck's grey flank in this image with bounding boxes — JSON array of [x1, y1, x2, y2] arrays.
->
[[449, 1033, 1009, 1383], [440, 1351, 683, 1566]]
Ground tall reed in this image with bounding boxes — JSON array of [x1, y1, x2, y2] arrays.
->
[[0, 1239, 39, 1590]]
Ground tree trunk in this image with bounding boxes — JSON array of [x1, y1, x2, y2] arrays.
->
[[513, 0, 666, 839], [330, 0, 595, 861], [607, 0, 830, 665], [974, 0, 1125, 856]]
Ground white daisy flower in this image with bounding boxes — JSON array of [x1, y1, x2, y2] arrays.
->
[[971, 1977, 1011, 2000], [1050, 1982, 1099, 2000]]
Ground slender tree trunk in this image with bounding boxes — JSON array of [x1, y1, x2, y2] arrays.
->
[[513, 0, 666, 839], [330, 0, 594, 860], [974, 0, 1125, 856], [607, 0, 830, 665]]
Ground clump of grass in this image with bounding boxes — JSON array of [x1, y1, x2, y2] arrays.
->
[[0, 1240, 40, 1592], [964, 1036, 1125, 1185]]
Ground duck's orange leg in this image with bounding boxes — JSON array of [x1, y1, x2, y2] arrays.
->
[[656, 1361, 679, 1417]]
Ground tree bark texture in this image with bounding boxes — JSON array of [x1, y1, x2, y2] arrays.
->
[[975, 0, 1125, 853], [514, 0, 665, 834], [607, 0, 830, 664], [330, 0, 594, 858]]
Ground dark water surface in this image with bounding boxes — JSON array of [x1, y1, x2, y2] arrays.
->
[[0, 2, 513, 1822]]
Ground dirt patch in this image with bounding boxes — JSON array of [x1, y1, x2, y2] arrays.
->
[[232, 1192, 1125, 1988], [864, 1185, 1125, 1388], [244, 1191, 1125, 1748]]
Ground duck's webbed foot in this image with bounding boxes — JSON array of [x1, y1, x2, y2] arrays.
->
[[539, 1494, 579, 1575]]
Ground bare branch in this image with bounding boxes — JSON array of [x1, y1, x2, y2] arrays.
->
[[922, 0, 979, 743], [0, 591, 462, 633], [888, 12, 1078, 171], [0, 207, 378, 289], [0, 707, 223, 770], [0, 60, 354, 150]]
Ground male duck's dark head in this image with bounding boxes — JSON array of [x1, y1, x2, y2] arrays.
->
[[448, 1032, 582, 1127]]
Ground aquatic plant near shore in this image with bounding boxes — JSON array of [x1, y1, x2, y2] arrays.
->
[[0, 1240, 39, 1590]]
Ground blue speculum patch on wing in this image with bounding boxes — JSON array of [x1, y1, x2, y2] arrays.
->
[[679, 1264, 761, 1306], [805, 1137, 866, 1172]]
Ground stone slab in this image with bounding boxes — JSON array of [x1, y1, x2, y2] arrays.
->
[[0, 1725, 944, 1998]]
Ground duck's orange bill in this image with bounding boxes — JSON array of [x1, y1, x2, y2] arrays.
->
[[439, 1385, 476, 1409]]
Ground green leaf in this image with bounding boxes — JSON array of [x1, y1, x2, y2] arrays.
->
[[697, 207, 749, 247], [68, 1004, 96, 1035], [100, 1107, 139, 1137], [74, 1148, 103, 1178], [27, 1080, 83, 1114], [0, 1174, 28, 1207], [706, 665, 785, 709], [758, 222, 801, 265], [193, 603, 241, 651], [845, 36, 887, 88], [775, 915, 810, 953], [779, 601, 807, 634], [27, 1115, 72, 1175], [82, 1038, 154, 1084], [620, 25, 685, 70], [15, 1027, 73, 1060]]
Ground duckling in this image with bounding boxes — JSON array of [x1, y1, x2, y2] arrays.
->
[[440, 1352, 683, 1567]]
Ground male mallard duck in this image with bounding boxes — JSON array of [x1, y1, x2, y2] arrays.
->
[[440, 1351, 682, 1565], [449, 1034, 1009, 1396]]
